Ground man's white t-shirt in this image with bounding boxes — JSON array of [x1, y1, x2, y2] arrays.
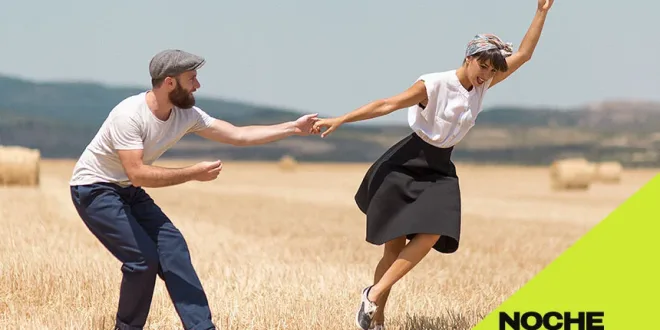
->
[[407, 70, 491, 148], [69, 92, 216, 187]]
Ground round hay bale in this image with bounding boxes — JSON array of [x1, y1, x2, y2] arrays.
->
[[594, 161, 623, 184], [0, 145, 41, 187], [278, 155, 298, 172], [549, 158, 593, 191]]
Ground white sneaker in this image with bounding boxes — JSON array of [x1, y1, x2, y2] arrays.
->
[[355, 286, 379, 330]]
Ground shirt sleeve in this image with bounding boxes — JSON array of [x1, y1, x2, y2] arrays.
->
[[417, 73, 442, 104], [109, 113, 144, 150], [188, 107, 216, 133]]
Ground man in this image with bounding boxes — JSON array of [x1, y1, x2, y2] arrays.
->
[[68, 49, 318, 330]]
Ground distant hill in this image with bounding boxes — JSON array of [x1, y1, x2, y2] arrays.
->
[[1, 74, 660, 167]]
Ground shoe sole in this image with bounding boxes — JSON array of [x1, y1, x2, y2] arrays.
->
[[355, 287, 365, 329], [355, 300, 365, 329], [355, 287, 372, 330]]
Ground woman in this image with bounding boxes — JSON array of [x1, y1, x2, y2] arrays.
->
[[312, 1, 554, 329]]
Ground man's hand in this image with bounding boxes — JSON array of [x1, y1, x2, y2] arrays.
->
[[191, 160, 223, 182], [312, 117, 344, 138], [291, 113, 319, 136]]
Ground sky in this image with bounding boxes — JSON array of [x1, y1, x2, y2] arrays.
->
[[1, 0, 657, 124]]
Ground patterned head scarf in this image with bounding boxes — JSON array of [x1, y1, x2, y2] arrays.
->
[[465, 34, 514, 58]]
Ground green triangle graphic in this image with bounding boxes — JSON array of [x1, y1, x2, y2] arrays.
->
[[472, 174, 660, 330]]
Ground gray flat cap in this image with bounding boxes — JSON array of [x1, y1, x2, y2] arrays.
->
[[149, 49, 206, 80]]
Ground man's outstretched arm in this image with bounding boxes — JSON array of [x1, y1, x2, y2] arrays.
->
[[195, 113, 319, 146]]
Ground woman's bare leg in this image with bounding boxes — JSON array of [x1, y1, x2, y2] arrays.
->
[[371, 237, 406, 325], [355, 234, 440, 330], [367, 234, 440, 303]]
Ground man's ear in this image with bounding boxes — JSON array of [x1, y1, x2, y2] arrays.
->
[[163, 76, 176, 90]]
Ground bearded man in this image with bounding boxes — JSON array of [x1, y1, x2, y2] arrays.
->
[[68, 49, 318, 330]]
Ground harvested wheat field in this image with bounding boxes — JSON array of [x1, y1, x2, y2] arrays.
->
[[0, 159, 657, 330]]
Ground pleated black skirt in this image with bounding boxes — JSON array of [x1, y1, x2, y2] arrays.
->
[[354, 132, 461, 254]]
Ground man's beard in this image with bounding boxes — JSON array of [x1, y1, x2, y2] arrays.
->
[[168, 84, 196, 109]]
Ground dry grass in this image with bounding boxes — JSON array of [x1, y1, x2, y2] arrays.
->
[[0, 159, 656, 330]]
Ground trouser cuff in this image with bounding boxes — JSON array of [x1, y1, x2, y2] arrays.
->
[[114, 318, 144, 330], [189, 320, 216, 330]]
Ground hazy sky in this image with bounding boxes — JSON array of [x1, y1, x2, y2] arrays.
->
[[1, 0, 657, 123]]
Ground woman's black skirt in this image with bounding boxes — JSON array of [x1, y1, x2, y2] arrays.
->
[[354, 132, 461, 254]]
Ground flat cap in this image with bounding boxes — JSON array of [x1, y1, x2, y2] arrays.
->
[[149, 49, 206, 80]]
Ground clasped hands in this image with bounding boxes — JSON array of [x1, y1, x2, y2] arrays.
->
[[293, 113, 343, 139]]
